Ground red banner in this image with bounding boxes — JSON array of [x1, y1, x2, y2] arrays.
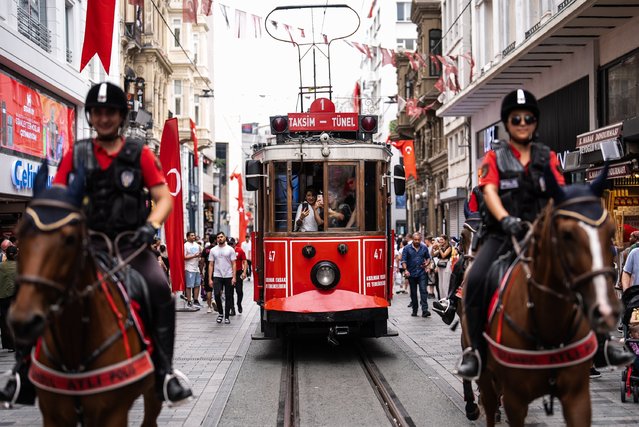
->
[[230, 172, 246, 243], [391, 140, 417, 180], [80, 0, 116, 73], [159, 118, 185, 293], [0, 72, 75, 164], [183, 0, 198, 24], [189, 119, 198, 167]]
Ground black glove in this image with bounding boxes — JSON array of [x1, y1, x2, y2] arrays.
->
[[500, 216, 524, 237], [132, 222, 158, 246]]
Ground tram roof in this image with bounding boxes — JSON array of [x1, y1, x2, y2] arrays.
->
[[251, 141, 392, 163]]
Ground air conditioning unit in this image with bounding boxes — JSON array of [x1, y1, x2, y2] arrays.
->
[[563, 151, 581, 172]]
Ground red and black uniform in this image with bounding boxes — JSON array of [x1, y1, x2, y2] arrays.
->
[[232, 245, 247, 313]]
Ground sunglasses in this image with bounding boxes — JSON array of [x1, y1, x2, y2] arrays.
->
[[510, 114, 537, 126]]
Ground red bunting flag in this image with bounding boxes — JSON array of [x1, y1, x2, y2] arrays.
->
[[183, 0, 198, 24], [381, 48, 394, 66], [391, 140, 417, 180], [429, 54, 441, 73], [283, 23, 296, 44], [415, 52, 428, 69], [201, 0, 212, 16], [351, 42, 368, 56], [322, 34, 329, 44], [368, 0, 377, 18], [190, 119, 199, 167], [159, 118, 185, 293], [230, 172, 247, 243], [406, 51, 418, 71], [80, 0, 116, 73]]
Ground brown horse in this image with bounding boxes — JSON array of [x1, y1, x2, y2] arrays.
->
[[8, 174, 162, 426], [471, 172, 620, 427]]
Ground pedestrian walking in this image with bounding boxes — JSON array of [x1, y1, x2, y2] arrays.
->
[[184, 231, 202, 308], [228, 237, 248, 315], [208, 232, 236, 324], [241, 234, 252, 279], [401, 232, 431, 317]]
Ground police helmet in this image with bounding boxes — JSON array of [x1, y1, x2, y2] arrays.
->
[[85, 82, 129, 117], [501, 89, 540, 124]]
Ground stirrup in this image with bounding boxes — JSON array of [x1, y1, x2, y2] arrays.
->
[[1, 370, 19, 409], [162, 369, 193, 407], [455, 347, 482, 381]]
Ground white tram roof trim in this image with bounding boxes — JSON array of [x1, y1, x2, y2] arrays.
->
[[252, 143, 391, 162]]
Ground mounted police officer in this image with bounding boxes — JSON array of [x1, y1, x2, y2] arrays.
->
[[0, 82, 192, 405], [455, 89, 635, 381]]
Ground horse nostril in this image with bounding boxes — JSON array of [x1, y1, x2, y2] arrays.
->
[[10, 313, 46, 344]]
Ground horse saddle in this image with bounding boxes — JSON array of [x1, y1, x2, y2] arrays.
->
[[484, 250, 516, 307]]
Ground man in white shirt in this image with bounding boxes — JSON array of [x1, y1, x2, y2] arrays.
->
[[241, 234, 252, 280], [208, 232, 237, 324], [184, 231, 202, 308]]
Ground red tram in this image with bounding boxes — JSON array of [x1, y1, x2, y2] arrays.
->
[[246, 5, 405, 340]]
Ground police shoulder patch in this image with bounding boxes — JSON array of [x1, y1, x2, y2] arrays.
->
[[479, 164, 489, 179]]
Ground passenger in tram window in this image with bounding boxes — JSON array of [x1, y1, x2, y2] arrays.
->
[[325, 190, 352, 228], [294, 187, 324, 232]]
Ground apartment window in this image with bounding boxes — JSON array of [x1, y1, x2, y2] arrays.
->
[[397, 38, 415, 51], [602, 49, 639, 125], [174, 80, 182, 116], [17, 0, 51, 53], [173, 18, 181, 47], [193, 33, 199, 64], [194, 95, 200, 125], [396, 2, 411, 21], [429, 29, 442, 77]]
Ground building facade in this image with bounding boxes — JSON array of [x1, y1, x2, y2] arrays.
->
[[0, 0, 109, 237], [438, 0, 639, 244]]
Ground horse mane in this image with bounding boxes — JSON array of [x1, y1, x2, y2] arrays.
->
[[530, 199, 556, 274]]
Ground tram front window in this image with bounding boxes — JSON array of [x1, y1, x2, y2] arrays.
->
[[326, 165, 356, 229]]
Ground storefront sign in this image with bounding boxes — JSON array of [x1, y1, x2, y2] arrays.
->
[[10, 159, 54, 191], [586, 161, 631, 181], [576, 122, 622, 154], [0, 70, 75, 165]]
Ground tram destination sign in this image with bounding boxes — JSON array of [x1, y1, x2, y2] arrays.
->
[[288, 112, 359, 132]]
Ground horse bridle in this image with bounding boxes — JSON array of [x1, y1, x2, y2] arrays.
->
[[550, 196, 616, 292], [15, 199, 88, 304]]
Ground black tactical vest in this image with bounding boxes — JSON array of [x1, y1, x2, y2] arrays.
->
[[481, 140, 551, 232], [72, 138, 150, 236]]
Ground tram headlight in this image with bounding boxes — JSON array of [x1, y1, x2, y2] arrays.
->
[[311, 261, 340, 290]]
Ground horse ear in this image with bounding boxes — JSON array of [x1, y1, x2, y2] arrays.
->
[[33, 159, 49, 198], [68, 166, 86, 207], [544, 164, 564, 202], [590, 162, 609, 197]]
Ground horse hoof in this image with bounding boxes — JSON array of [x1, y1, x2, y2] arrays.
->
[[465, 403, 480, 421]]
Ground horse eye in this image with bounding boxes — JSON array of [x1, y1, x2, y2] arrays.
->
[[562, 230, 573, 241], [65, 234, 77, 246]]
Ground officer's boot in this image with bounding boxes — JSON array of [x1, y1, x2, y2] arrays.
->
[[0, 348, 36, 407], [593, 333, 636, 368], [151, 298, 193, 405], [455, 307, 483, 381]]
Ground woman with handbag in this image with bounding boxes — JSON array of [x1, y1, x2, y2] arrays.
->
[[434, 236, 452, 299]]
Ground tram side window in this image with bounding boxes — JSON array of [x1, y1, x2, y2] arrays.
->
[[364, 162, 378, 231], [292, 162, 323, 232], [326, 165, 356, 229], [274, 162, 290, 231]]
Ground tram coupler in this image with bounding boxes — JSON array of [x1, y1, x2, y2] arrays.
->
[[327, 326, 349, 346]]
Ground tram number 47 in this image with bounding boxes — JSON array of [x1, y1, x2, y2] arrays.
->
[[268, 251, 276, 262], [373, 249, 383, 260]]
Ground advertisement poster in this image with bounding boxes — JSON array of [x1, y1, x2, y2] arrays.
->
[[0, 71, 75, 165]]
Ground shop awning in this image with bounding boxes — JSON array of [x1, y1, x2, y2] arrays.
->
[[203, 192, 220, 202], [438, 0, 639, 117]]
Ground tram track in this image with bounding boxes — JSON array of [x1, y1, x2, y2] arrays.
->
[[277, 338, 415, 427]]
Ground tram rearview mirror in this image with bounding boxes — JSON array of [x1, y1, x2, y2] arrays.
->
[[394, 165, 405, 196], [246, 160, 261, 191]]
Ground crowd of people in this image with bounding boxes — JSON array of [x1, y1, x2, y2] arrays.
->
[[394, 232, 460, 318], [173, 231, 252, 326]]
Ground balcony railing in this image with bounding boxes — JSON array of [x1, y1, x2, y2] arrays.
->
[[66, 48, 72, 63], [17, 6, 51, 53], [124, 22, 142, 48]]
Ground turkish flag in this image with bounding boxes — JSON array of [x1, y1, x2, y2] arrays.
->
[[230, 172, 247, 243], [391, 140, 417, 180], [189, 119, 199, 167], [159, 118, 185, 293], [80, 0, 116, 73]]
